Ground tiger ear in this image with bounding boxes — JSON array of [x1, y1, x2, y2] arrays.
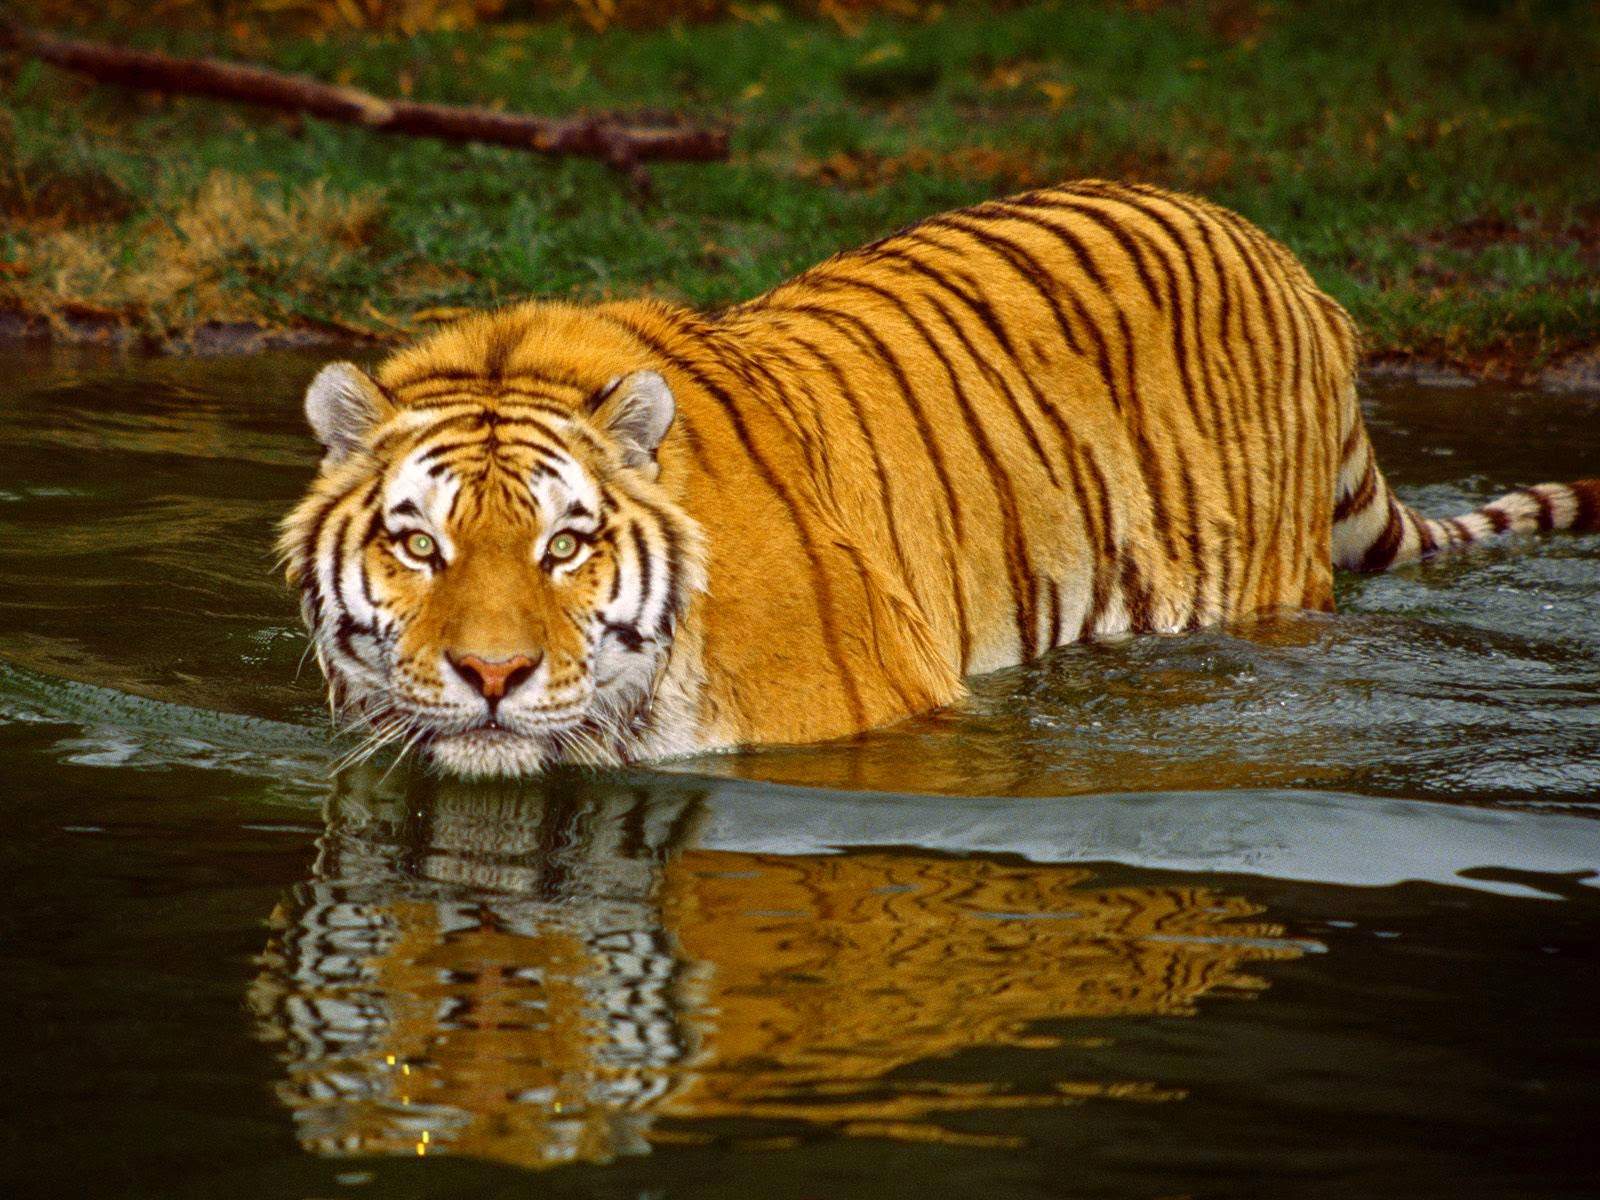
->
[[304, 362, 391, 463], [591, 370, 675, 475]]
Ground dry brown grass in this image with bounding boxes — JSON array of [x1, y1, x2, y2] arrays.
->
[[2, 171, 383, 337]]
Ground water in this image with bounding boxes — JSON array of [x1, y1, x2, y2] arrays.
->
[[1, 347, 1597, 1199]]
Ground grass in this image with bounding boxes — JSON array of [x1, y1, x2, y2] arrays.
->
[[2, 0, 1597, 373]]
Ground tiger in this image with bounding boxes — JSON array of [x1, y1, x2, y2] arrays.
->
[[280, 179, 1600, 777]]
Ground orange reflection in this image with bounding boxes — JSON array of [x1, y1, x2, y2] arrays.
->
[[250, 774, 1310, 1168]]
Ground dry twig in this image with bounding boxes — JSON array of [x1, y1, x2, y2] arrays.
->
[[0, 13, 728, 192]]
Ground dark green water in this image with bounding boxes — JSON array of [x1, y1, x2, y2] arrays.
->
[[1, 347, 1597, 1199]]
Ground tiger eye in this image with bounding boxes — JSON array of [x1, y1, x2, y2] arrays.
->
[[403, 531, 436, 560], [546, 532, 579, 562]]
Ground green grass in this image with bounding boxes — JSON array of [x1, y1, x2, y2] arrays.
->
[[2, 0, 1597, 370]]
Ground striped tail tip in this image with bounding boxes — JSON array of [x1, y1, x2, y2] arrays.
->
[[1336, 478, 1600, 573]]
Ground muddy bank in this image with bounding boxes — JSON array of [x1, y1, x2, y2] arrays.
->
[[1364, 348, 1600, 395], [4, 307, 1598, 394], [0, 310, 368, 356]]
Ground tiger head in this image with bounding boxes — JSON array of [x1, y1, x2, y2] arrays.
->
[[279, 311, 704, 777]]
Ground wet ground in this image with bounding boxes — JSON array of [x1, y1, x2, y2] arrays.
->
[[1, 347, 1597, 1199]]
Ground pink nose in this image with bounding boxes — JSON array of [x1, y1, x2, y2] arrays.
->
[[449, 653, 540, 701]]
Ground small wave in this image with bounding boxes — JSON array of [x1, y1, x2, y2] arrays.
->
[[0, 658, 333, 789]]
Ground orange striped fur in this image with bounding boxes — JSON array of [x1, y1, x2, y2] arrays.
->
[[281, 180, 1600, 776]]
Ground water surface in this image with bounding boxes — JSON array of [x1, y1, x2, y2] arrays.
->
[[1, 348, 1597, 1199]]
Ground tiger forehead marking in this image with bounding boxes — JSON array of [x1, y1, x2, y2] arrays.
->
[[383, 408, 601, 545], [282, 180, 1600, 777], [375, 412, 610, 695]]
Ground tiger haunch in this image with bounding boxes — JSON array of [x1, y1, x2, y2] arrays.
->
[[280, 180, 1599, 776]]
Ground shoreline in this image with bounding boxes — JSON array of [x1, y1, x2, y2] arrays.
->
[[6, 308, 1596, 395]]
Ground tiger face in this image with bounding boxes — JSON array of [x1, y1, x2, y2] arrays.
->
[[281, 360, 702, 777]]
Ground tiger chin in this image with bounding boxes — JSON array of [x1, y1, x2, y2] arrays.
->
[[281, 180, 1600, 778]]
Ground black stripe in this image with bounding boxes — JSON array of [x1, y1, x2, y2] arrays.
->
[[807, 270, 1040, 660], [481, 318, 520, 381], [769, 302, 965, 540], [867, 252, 1062, 488], [1203, 204, 1283, 460], [903, 222, 1111, 495], [1179, 462, 1209, 628], [324, 515, 366, 663], [359, 509, 385, 612], [602, 620, 647, 652], [595, 311, 867, 724], [1082, 185, 1256, 562], [1359, 504, 1406, 571], [874, 242, 1025, 364], [1208, 210, 1293, 599], [1333, 459, 1377, 523], [897, 222, 1120, 645], [1120, 555, 1155, 633], [785, 332, 919, 595], [1337, 420, 1363, 466], [920, 215, 1086, 357], [1178, 195, 1280, 598], [1573, 481, 1600, 531], [721, 340, 833, 489], [1069, 188, 1243, 520], [964, 201, 1184, 566], [983, 201, 1117, 316], [402, 389, 574, 418], [959, 204, 1117, 386], [585, 376, 623, 413], [1408, 507, 1437, 557], [297, 476, 376, 631], [1009, 191, 1165, 312], [765, 299, 972, 670], [628, 492, 686, 638], [629, 521, 656, 633], [1215, 517, 1234, 619], [1529, 487, 1555, 531], [1297, 291, 1341, 536], [413, 438, 482, 464], [331, 614, 379, 667], [383, 364, 486, 391], [1112, 306, 1187, 566], [1078, 450, 1118, 639]]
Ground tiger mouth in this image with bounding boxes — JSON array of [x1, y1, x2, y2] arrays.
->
[[457, 720, 516, 737], [433, 710, 586, 740]]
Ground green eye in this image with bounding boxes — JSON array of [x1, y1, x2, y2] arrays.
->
[[546, 532, 580, 562], [402, 531, 436, 561]]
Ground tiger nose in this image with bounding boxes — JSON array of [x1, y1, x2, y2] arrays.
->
[[449, 652, 542, 701]]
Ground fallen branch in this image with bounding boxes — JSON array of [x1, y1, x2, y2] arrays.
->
[[0, 15, 728, 192]]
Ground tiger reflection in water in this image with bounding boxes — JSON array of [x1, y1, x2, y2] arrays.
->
[[249, 770, 1311, 1168]]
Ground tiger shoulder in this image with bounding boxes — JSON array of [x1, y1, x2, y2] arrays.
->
[[280, 180, 1600, 777]]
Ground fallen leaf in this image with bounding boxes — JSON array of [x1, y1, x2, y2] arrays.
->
[[410, 306, 474, 324]]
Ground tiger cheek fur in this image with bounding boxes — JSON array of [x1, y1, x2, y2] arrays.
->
[[283, 179, 1600, 777]]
